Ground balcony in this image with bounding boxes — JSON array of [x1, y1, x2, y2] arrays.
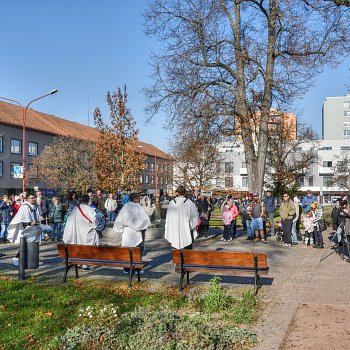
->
[[318, 167, 334, 176], [240, 167, 247, 175]]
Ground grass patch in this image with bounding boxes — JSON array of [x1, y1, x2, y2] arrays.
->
[[0, 277, 259, 349]]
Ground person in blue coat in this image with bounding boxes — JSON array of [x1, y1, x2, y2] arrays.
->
[[302, 190, 317, 213]]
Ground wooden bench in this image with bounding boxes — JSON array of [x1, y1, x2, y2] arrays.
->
[[57, 244, 149, 287], [172, 250, 269, 295]]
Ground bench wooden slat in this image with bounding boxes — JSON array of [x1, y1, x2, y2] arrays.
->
[[57, 244, 142, 262], [175, 267, 269, 276], [172, 250, 268, 268]]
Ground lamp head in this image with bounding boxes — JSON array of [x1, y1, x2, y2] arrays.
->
[[49, 89, 58, 95]]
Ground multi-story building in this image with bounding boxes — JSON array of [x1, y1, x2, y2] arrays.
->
[[322, 94, 350, 140], [0, 101, 172, 195], [216, 139, 350, 202]]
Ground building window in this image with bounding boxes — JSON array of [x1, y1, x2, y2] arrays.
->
[[145, 175, 149, 184], [322, 161, 332, 168], [151, 176, 154, 184], [0, 137, 3, 152], [343, 122, 350, 128], [140, 175, 143, 184], [145, 162, 150, 170], [344, 111, 350, 117], [344, 130, 350, 136], [225, 177, 233, 187], [151, 163, 154, 171], [344, 102, 350, 109], [298, 177, 305, 186], [160, 176, 163, 185], [308, 176, 313, 187], [28, 142, 38, 156], [323, 176, 333, 187], [225, 162, 233, 174], [319, 147, 332, 151], [340, 146, 350, 150], [10, 162, 22, 178], [0, 161, 2, 177], [11, 139, 22, 154], [241, 162, 247, 168], [242, 176, 248, 188]]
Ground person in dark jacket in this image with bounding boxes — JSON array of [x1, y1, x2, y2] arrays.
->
[[196, 195, 211, 238], [0, 195, 12, 243], [264, 190, 276, 236], [331, 199, 342, 231], [49, 196, 64, 241]]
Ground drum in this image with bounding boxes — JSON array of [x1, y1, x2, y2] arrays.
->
[[95, 208, 106, 232]]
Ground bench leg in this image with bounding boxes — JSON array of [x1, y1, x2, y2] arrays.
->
[[137, 270, 141, 282], [63, 266, 68, 284], [179, 269, 187, 291], [187, 271, 190, 286], [128, 269, 133, 288], [75, 265, 79, 279], [254, 273, 260, 296]]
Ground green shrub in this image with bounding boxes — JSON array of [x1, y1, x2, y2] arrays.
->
[[202, 276, 231, 313], [57, 308, 256, 350], [231, 290, 257, 325]]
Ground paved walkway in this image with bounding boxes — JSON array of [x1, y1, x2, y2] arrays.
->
[[0, 228, 349, 349]]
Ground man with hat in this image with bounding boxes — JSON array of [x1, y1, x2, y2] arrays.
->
[[249, 193, 267, 243]]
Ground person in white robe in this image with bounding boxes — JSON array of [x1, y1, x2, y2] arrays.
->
[[113, 193, 151, 250], [165, 185, 199, 249], [7, 194, 42, 244], [63, 194, 99, 246], [7, 194, 42, 266]]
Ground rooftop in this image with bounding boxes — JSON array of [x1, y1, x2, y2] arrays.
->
[[0, 100, 172, 160]]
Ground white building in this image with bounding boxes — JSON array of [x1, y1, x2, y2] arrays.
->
[[322, 94, 350, 140], [216, 139, 350, 202]]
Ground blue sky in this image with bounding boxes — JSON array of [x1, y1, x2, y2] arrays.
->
[[0, 1, 349, 150]]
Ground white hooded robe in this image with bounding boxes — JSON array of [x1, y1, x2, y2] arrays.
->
[[113, 202, 151, 247], [7, 202, 42, 244], [63, 204, 99, 245], [165, 196, 199, 249]]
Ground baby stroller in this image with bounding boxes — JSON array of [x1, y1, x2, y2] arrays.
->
[[276, 220, 284, 242]]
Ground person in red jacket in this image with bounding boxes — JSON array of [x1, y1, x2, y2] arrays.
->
[[221, 196, 239, 241], [11, 196, 21, 218]]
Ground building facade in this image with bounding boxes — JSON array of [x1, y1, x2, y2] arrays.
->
[[0, 101, 172, 196], [322, 94, 350, 140], [215, 139, 350, 202]]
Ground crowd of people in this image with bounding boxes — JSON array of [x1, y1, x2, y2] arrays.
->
[[1, 186, 349, 269]]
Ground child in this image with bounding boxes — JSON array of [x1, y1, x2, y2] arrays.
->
[[221, 205, 233, 241], [311, 202, 324, 248], [303, 211, 314, 247]]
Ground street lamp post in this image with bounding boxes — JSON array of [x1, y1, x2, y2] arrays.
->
[[0, 89, 58, 192]]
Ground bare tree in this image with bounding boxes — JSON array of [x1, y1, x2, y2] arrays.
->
[[329, 150, 350, 192], [28, 137, 97, 192], [264, 117, 319, 196], [93, 87, 146, 192], [170, 106, 223, 191], [144, 0, 350, 194]]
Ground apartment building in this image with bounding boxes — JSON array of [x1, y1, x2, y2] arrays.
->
[[0, 101, 172, 195], [322, 94, 350, 140]]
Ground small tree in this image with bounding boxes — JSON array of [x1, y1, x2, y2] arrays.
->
[[265, 117, 318, 196], [93, 86, 146, 192], [170, 107, 223, 191], [28, 136, 97, 192], [330, 151, 350, 192]]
